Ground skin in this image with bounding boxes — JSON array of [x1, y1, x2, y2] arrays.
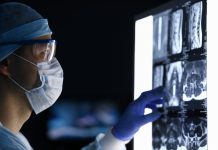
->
[[0, 34, 51, 133]]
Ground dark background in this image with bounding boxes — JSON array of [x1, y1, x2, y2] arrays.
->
[[1, 0, 171, 149]]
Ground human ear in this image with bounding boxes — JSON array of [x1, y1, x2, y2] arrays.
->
[[0, 59, 10, 76]]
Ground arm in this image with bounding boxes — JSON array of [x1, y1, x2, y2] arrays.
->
[[81, 87, 166, 150]]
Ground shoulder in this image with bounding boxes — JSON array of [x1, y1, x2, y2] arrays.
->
[[0, 127, 28, 150]]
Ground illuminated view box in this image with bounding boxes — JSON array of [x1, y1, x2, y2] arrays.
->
[[134, 0, 207, 149]]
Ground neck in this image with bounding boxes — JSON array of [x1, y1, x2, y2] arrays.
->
[[0, 78, 32, 133]]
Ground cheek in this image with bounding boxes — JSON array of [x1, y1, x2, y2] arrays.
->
[[23, 67, 39, 88], [10, 60, 39, 90]]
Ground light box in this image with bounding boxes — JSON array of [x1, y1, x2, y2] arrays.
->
[[133, 0, 215, 149]]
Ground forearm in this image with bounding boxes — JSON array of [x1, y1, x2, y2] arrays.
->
[[81, 129, 129, 150]]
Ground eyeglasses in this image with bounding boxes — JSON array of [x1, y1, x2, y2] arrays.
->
[[1, 39, 56, 62]]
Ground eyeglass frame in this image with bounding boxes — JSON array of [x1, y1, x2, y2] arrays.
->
[[0, 39, 57, 62], [0, 39, 56, 45]]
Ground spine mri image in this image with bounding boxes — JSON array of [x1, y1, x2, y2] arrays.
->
[[189, 1, 203, 50], [166, 61, 183, 107], [182, 60, 206, 102], [152, 0, 207, 149], [170, 9, 183, 54], [153, 10, 170, 60]]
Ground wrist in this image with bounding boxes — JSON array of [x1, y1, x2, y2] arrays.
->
[[111, 126, 134, 141], [99, 128, 130, 149]]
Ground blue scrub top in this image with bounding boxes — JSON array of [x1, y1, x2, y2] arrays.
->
[[0, 122, 33, 150]]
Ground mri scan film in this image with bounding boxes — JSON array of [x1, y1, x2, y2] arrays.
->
[[153, 10, 171, 59], [170, 9, 183, 55], [189, 1, 203, 50], [153, 65, 164, 89], [165, 61, 183, 107], [152, 0, 207, 149], [182, 60, 206, 102], [153, 116, 207, 150]]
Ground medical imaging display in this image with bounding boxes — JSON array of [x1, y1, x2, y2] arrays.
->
[[153, 10, 171, 60], [152, 0, 207, 149], [153, 65, 164, 89], [189, 1, 203, 50], [170, 9, 183, 55], [165, 61, 183, 107], [153, 116, 207, 150], [182, 60, 206, 102]]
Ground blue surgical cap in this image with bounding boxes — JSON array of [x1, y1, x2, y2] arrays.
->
[[0, 2, 52, 62]]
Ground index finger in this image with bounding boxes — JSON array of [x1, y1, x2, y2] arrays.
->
[[137, 86, 167, 106]]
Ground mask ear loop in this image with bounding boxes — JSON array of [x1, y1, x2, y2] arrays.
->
[[9, 53, 41, 92], [12, 53, 37, 67], [8, 76, 28, 92]]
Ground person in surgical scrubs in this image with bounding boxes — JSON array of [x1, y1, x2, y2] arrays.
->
[[0, 2, 166, 150]]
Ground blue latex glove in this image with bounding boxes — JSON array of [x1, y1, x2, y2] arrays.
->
[[112, 87, 166, 141]]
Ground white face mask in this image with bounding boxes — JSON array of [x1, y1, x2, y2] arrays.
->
[[8, 54, 64, 114]]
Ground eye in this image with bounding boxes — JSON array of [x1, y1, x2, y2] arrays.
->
[[32, 44, 49, 61]]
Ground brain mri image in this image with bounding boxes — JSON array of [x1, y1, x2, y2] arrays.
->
[[182, 117, 207, 150], [153, 65, 164, 88], [153, 10, 171, 59], [170, 9, 183, 54], [182, 60, 206, 101], [166, 61, 183, 107], [189, 1, 203, 50]]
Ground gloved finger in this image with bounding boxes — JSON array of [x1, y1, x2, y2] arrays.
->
[[146, 98, 165, 108], [137, 110, 161, 126], [146, 103, 157, 110], [146, 99, 166, 113], [151, 98, 165, 105], [137, 87, 167, 107], [139, 98, 165, 113]]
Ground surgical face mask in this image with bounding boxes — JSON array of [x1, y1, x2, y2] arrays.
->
[[8, 53, 63, 114]]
